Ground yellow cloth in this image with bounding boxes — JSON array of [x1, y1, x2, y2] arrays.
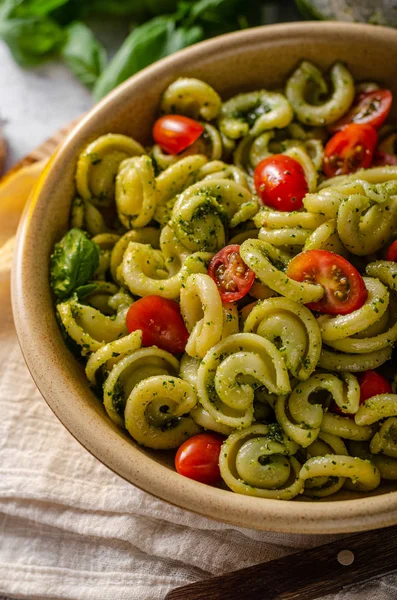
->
[[0, 160, 47, 277]]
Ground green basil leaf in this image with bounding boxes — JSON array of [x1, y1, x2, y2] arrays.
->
[[0, 14, 65, 64], [61, 21, 106, 88], [93, 15, 203, 100], [50, 228, 100, 300], [11, 0, 71, 17], [74, 283, 98, 300]]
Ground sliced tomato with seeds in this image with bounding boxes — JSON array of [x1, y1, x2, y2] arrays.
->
[[253, 154, 308, 212], [386, 240, 397, 261], [286, 250, 368, 315], [152, 115, 204, 155], [126, 295, 188, 354], [323, 123, 378, 178], [208, 244, 255, 302], [330, 89, 392, 132]]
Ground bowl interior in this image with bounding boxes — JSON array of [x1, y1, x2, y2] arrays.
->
[[12, 22, 397, 534]]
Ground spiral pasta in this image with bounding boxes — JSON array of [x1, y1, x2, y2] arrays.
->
[[285, 61, 355, 126], [197, 333, 290, 429], [219, 424, 304, 500], [76, 134, 144, 206]]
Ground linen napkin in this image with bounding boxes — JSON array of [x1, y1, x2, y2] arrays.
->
[[0, 161, 394, 600]]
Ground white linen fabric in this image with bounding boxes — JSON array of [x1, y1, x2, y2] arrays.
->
[[3, 273, 397, 600]]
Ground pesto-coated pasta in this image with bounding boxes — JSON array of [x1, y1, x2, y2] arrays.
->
[[50, 64, 397, 502]]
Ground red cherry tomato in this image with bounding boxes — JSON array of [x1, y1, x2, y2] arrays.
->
[[253, 154, 308, 211], [373, 151, 397, 166], [323, 123, 378, 178], [331, 89, 392, 132], [152, 115, 204, 155], [386, 240, 397, 261], [286, 250, 368, 315], [208, 245, 255, 302], [358, 370, 393, 403], [126, 296, 188, 354], [175, 433, 224, 484]]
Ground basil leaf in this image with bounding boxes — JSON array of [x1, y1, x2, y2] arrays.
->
[[61, 21, 106, 88], [74, 283, 98, 300], [50, 228, 100, 300], [93, 15, 203, 100], [11, 0, 71, 17], [0, 14, 65, 65]]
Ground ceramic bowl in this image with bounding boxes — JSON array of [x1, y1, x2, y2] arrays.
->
[[12, 22, 397, 534]]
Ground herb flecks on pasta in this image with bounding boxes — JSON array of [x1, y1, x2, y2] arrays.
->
[[50, 62, 397, 501]]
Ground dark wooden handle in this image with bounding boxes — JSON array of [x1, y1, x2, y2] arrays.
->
[[165, 524, 397, 600]]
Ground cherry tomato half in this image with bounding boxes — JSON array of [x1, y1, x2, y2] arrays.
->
[[208, 245, 255, 302], [152, 115, 204, 155], [358, 370, 393, 403], [286, 249, 368, 315], [175, 433, 224, 484], [386, 240, 397, 261], [253, 154, 308, 212], [126, 295, 188, 354], [373, 151, 397, 166], [331, 89, 392, 132], [323, 123, 378, 178]]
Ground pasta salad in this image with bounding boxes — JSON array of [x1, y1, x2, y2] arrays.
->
[[50, 61, 397, 500]]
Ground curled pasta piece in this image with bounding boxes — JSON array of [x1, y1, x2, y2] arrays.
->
[[155, 155, 208, 206], [103, 347, 179, 426], [317, 277, 389, 343], [355, 393, 397, 426], [179, 353, 233, 435], [366, 261, 397, 293], [303, 219, 347, 256], [76, 134, 144, 206], [326, 296, 397, 354], [370, 417, 397, 458], [304, 433, 348, 497], [85, 330, 142, 385], [160, 77, 222, 121], [219, 424, 304, 500], [125, 376, 200, 449], [285, 61, 355, 126], [303, 180, 366, 219], [197, 333, 290, 429], [337, 193, 397, 256], [82, 281, 118, 313], [222, 303, 239, 338], [57, 291, 131, 356], [243, 297, 322, 380], [318, 346, 392, 372], [180, 274, 223, 359], [283, 146, 317, 192], [240, 239, 324, 304], [234, 131, 274, 174], [110, 228, 160, 284], [170, 179, 257, 251], [121, 242, 211, 299], [349, 440, 397, 481], [299, 455, 380, 492], [219, 91, 293, 139], [115, 156, 157, 228], [319, 165, 397, 189], [71, 197, 108, 236], [198, 160, 250, 189], [275, 373, 359, 447], [321, 413, 373, 441], [254, 207, 326, 231]]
